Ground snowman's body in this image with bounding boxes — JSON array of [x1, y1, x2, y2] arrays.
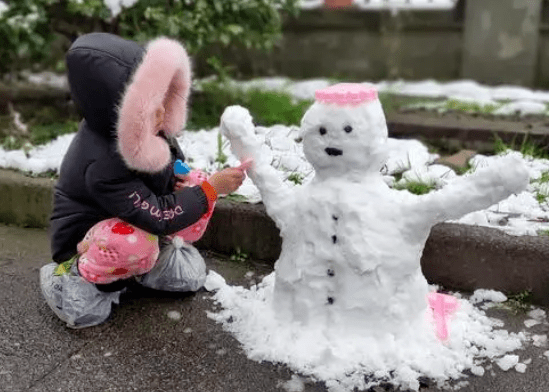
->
[[274, 177, 431, 335], [220, 83, 529, 338]]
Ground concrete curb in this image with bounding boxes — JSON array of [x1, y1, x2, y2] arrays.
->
[[2, 168, 549, 305]]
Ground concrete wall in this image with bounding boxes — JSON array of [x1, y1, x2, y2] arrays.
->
[[196, 0, 549, 89]]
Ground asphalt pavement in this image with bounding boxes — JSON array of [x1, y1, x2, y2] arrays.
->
[[1, 224, 549, 392]]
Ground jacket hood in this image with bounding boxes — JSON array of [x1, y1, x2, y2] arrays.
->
[[66, 33, 193, 173]]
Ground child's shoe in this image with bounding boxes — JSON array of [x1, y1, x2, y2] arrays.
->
[[39, 258, 123, 329]]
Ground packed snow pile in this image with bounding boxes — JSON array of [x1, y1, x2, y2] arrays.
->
[[210, 83, 531, 391], [207, 272, 530, 391]]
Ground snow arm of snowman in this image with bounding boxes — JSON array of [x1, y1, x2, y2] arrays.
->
[[415, 154, 529, 223], [220, 105, 294, 228]]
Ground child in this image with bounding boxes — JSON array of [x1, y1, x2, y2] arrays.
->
[[40, 32, 246, 328]]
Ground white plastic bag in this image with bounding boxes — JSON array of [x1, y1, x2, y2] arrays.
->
[[40, 262, 122, 328], [137, 236, 207, 292]]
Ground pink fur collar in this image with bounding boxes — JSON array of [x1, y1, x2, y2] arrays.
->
[[117, 37, 192, 173]]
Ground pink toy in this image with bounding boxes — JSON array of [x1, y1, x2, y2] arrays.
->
[[315, 83, 378, 106], [428, 292, 460, 342], [77, 218, 160, 284]]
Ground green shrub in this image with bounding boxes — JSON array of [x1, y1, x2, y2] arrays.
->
[[0, 0, 299, 76]]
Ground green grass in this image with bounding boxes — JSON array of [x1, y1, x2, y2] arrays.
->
[[393, 180, 438, 195], [495, 290, 533, 314], [229, 247, 248, 263], [188, 81, 313, 130], [444, 99, 499, 114], [453, 162, 475, 176], [493, 133, 549, 159], [224, 193, 247, 202], [287, 172, 304, 185], [536, 193, 548, 204], [214, 131, 228, 169], [377, 92, 441, 115], [530, 170, 549, 206], [2, 120, 78, 151], [29, 121, 79, 145]]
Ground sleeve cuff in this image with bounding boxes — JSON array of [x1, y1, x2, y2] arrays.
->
[[200, 180, 218, 203]]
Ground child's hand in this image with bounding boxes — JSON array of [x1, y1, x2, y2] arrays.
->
[[208, 166, 247, 196]]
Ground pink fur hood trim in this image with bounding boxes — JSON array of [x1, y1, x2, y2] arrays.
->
[[117, 37, 192, 173]]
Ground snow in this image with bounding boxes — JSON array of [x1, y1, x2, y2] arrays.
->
[[528, 309, 547, 320], [469, 289, 508, 305], [207, 271, 527, 391], [167, 310, 182, 321], [493, 101, 548, 116], [24, 71, 69, 90], [470, 366, 484, 377], [514, 363, 527, 373], [277, 375, 306, 392], [228, 77, 549, 116], [532, 335, 547, 348], [298, 0, 457, 10], [496, 355, 519, 371], [524, 319, 541, 328]]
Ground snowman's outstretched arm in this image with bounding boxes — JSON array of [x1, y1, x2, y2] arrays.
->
[[220, 105, 294, 228], [417, 154, 529, 223]]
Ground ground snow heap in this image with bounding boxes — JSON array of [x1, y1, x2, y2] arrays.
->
[[209, 83, 530, 391]]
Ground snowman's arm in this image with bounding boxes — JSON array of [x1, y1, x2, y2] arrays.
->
[[220, 106, 294, 228], [416, 154, 529, 223]]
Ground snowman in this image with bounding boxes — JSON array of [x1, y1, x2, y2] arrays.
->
[[220, 83, 529, 337]]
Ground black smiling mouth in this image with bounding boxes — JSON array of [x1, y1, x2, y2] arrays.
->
[[325, 147, 343, 156]]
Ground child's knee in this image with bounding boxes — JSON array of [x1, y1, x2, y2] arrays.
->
[[77, 218, 159, 284]]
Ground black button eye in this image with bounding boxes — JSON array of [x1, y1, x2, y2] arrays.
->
[[344, 125, 353, 133], [319, 127, 327, 136]]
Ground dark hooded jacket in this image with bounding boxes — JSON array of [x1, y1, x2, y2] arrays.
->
[[50, 33, 209, 263]]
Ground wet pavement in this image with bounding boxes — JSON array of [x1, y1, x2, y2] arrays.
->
[[1, 224, 549, 392]]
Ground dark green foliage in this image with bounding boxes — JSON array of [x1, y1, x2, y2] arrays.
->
[[0, 0, 299, 76]]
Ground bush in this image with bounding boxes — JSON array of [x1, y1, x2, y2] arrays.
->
[[0, 0, 299, 76]]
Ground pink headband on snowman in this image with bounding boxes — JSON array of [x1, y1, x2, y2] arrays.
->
[[315, 83, 378, 106]]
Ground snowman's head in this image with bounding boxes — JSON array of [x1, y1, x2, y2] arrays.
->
[[300, 84, 388, 178]]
